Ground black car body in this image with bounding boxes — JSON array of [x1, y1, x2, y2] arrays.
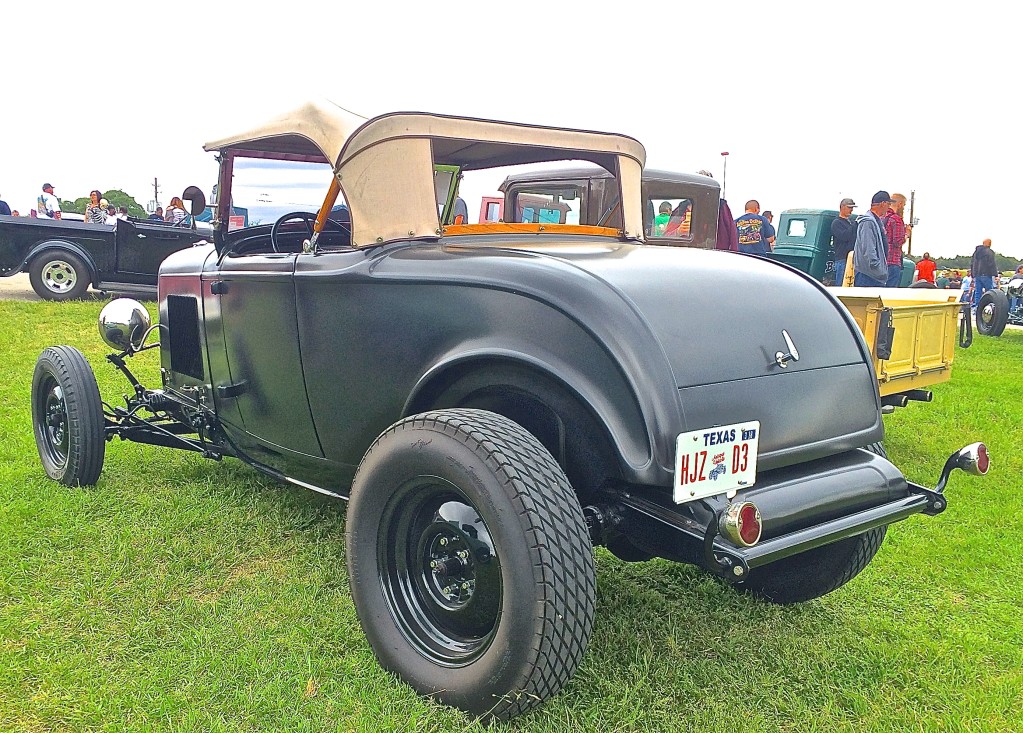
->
[[0, 214, 205, 300], [30, 101, 988, 720]]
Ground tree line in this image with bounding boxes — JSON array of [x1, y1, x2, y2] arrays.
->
[[60, 190, 147, 219], [920, 252, 1022, 273]]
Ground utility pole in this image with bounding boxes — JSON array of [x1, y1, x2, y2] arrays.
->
[[147, 178, 162, 215], [907, 190, 916, 256], [721, 152, 729, 200]]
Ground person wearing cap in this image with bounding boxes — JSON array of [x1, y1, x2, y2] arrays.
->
[[831, 197, 858, 286], [883, 193, 909, 287], [852, 191, 892, 287], [36, 183, 62, 220]]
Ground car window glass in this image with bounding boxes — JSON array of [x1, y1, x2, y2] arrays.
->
[[646, 197, 693, 242], [449, 161, 615, 228], [434, 165, 460, 221], [218, 159, 341, 229], [509, 185, 583, 225], [786, 219, 807, 238]]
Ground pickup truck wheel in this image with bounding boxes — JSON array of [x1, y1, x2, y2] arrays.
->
[[976, 289, 1009, 337], [29, 251, 91, 301], [737, 442, 889, 604], [31, 346, 105, 486], [346, 409, 595, 719]]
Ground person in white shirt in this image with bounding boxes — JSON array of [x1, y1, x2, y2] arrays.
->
[[104, 206, 118, 225], [959, 271, 973, 304], [36, 183, 62, 219]]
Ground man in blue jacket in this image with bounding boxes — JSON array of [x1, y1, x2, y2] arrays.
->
[[852, 191, 892, 287]]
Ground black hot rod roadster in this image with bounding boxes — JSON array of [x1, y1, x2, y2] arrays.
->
[[31, 101, 989, 720]]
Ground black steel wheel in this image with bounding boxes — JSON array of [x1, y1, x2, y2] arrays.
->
[[976, 289, 1009, 337], [28, 251, 91, 301], [31, 346, 105, 486], [736, 442, 889, 605], [346, 409, 595, 720]]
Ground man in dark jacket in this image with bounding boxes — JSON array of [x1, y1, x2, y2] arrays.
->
[[831, 197, 858, 286], [970, 238, 998, 309]]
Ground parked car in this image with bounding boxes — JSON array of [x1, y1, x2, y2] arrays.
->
[[30, 101, 989, 720], [0, 208, 207, 300]]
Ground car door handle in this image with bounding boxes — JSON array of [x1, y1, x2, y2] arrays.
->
[[137, 234, 146, 238], [211, 280, 228, 295], [217, 380, 248, 398]]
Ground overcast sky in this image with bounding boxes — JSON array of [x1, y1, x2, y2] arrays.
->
[[3, 1, 1018, 259]]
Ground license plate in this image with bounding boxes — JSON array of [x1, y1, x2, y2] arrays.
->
[[673, 420, 760, 504]]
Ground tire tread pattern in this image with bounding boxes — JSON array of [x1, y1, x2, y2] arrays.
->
[[32, 346, 105, 486], [352, 408, 595, 719]]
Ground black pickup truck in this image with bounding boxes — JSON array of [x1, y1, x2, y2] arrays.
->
[[0, 215, 206, 300]]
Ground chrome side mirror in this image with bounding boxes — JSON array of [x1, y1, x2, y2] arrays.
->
[[99, 298, 152, 352]]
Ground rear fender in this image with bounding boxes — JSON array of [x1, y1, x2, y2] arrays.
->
[[405, 354, 639, 496], [26, 240, 99, 280]]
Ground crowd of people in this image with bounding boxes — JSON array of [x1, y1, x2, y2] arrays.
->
[[734, 188, 1017, 312], [0, 184, 189, 224]]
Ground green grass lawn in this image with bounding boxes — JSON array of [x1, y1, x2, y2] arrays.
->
[[1, 300, 1020, 733]]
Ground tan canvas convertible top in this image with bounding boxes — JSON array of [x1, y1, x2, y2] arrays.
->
[[204, 100, 648, 246]]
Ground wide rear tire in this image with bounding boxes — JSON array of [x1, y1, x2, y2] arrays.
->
[[31, 346, 105, 486], [345, 409, 595, 720], [736, 443, 889, 604]]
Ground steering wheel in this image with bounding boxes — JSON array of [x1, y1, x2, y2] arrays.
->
[[269, 211, 348, 253]]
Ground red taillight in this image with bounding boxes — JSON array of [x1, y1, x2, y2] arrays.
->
[[738, 503, 762, 545], [720, 501, 762, 547], [977, 444, 990, 474]]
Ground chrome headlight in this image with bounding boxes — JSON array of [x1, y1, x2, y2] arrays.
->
[[1006, 277, 1023, 298], [99, 298, 152, 351]]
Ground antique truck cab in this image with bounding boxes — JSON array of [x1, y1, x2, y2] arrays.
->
[[770, 208, 915, 286], [30, 101, 988, 720]]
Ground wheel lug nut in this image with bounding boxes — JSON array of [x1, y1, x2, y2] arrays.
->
[[456, 550, 469, 560], [439, 538, 448, 546]]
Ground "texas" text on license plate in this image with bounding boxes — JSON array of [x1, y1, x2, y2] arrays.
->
[[673, 420, 760, 504]]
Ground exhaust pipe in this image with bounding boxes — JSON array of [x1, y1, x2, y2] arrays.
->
[[881, 394, 909, 409], [903, 389, 933, 403]]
